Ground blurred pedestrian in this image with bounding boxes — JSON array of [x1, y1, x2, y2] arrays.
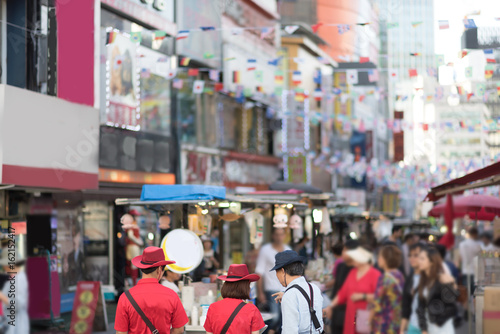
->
[[271, 250, 324, 334], [115, 247, 188, 334], [401, 233, 416, 277], [1, 255, 28, 334], [384, 226, 403, 247], [416, 247, 459, 334], [161, 269, 181, 294], [255, 228, 290, 334], [324, 246, 381, 334], [458, 226, 481, 293], [328, 240, 359, 333], [204, 264, 266, 334], [371, 244, 405, 334], [480, 232, 497, 251], [401, 242, 425, 334], [324, 243, 344, 290]]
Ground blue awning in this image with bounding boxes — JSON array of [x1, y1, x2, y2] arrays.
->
[[140, 185, 226, 201]]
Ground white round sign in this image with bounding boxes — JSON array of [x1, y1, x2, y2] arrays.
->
[[161, 229, 204, 274]]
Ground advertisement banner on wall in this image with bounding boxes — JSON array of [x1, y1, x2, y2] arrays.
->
[[182, 151, 225, 186], [107, 34, 140, 129]]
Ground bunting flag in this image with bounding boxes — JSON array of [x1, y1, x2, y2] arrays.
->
[[467, 93, 474, 101], [485, 65, 494, 79], [463, 19, 476, 29], [140, 68, 151, 78], [274, 71, 284, 85], [209, 69, 219, 82], [292, 71, 302, 85], [214, 82, 224, 92], [357, 22, 370, 26], [460, 50, 468, 58], [368, 69, 379, 82], [130, 32, 142, 43], [293, 57, 305, 64], [435, 54, 445, 66], [295, 89, 306, 102], [337, 24, 350, 34], [484, 49, 496, 63], [172, 78, 183, 89], [313, 88, 323, 101], [387, 22, 399, 29], [155, 30, 168, 40], [188, 68, 199, 76], [411, 21, 423, 28], [497, 82, 500, 97], [200, 26, 215, 31], [108, 31, 118, 44], [203, 52, 214, 59], [313, 69, 322, 84], [165, 68, 177, 80], [389, 69, 399, 81], [268, 58, 281, 66], [359, 57, 369, 63], [247, 59, 257, 71], [410, 52, 421, 56], [260, 27, 274, 39], [438, 20, 449, 29], [346, 69, 358, 85], [180, 57, 191, 66], [193, 80, 205, 94], [409, 68, 418, 77], [311, 22, 323, 33], [284, 25, 299, 34], [435, 86, 444, 101], [332, 88, 342, 95], [224, 57, 236, 61], [233, 71, 241, 84], [427, 67, 437, 77], [255, 70, 263, 83], [476, 83, 486, 97], [317, 57, 330, 64]]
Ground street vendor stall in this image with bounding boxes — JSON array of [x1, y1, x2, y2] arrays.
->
[[116, 184, 307, 332], [425, 161, 500, 334]]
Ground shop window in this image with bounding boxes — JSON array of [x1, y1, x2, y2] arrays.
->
[[217, 95, 238, 150]]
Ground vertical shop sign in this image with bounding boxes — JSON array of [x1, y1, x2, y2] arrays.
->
[[287, 155, 307, 184], [69, 281, 108, 334]]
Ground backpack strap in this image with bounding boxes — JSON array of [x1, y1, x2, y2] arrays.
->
[[125, 291, 159, 334], [220, 301, 246, 334], [285, 283, 324, 333]]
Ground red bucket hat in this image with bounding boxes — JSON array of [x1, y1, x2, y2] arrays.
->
[[217, 264, 260, 282], [132, 246, 176, 269]]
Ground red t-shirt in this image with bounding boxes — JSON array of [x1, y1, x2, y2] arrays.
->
[[336, 267, 381, 334], [115, 278, 188, 334], [204, 298, 265, 334]]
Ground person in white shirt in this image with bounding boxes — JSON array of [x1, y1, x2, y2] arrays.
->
[[161, 269, 181, 294], [255, 228, 291, 334], [481, 232, 497, 251], [458, 226, 482, 293], [271, 250, 324, 334]]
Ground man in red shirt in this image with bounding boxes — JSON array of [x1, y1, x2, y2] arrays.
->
[[115, 247, 188, 334]]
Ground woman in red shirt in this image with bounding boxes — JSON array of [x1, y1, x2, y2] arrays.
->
[[325, 246, 381, 334], [204, 264, 266, 334]]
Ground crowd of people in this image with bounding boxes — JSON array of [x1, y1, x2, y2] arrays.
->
[[115, 224, 495, 333]]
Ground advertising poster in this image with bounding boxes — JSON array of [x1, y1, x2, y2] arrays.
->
[[83, 201, 110, 284], [69, 281, 107, 334], [57, 209, 85, 293], [138, 46, 172, 135], [107, 33, 139, 128]]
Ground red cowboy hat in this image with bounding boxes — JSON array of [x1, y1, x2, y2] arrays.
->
[[132, 246, 175, 269], [217, 264, 260, 282]]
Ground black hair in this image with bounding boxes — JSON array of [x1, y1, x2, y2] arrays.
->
[[410, 242, 426, 252], [141, 266, 162, 275], [404, 233, 415, 242], [392, 226, 402, 234], [469, 227, 479, 237], [434, 243, 446, 259], [344, 240, 359, 250], [283, 261, 305, 276], [382, 240, 398, 246], [481, 232, 493, 241], [332, 243, 344, 256]]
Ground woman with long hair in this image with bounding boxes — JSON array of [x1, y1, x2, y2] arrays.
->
[[416, 247, 459, 334], [371, 244, 405, 334], [204, 264, 266, 334], [324, 246, 381, 334]]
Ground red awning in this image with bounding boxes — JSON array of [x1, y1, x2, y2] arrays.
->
[[425, 161, 500, 201]]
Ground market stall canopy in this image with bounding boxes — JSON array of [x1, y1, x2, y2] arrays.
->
[[268, 181, 323, 194], [425, 161, 500, 201], [115, 184, 308, 207], [428, 194, 500, 219]]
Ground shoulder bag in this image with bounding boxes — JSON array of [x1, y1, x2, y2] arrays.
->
[[286, 282, 325, 334], [220, 301, 247, 334]]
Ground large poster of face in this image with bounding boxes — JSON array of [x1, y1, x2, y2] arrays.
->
[[107, 33, 139, 129], [56, 209, 84, 293]]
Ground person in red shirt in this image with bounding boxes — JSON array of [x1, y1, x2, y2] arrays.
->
[[324, 246, 381, 334], [204, 264, 266, 334], [115, 247, 188, 334]]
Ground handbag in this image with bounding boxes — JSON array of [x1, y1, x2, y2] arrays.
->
[[355, 309, 371, 334]]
